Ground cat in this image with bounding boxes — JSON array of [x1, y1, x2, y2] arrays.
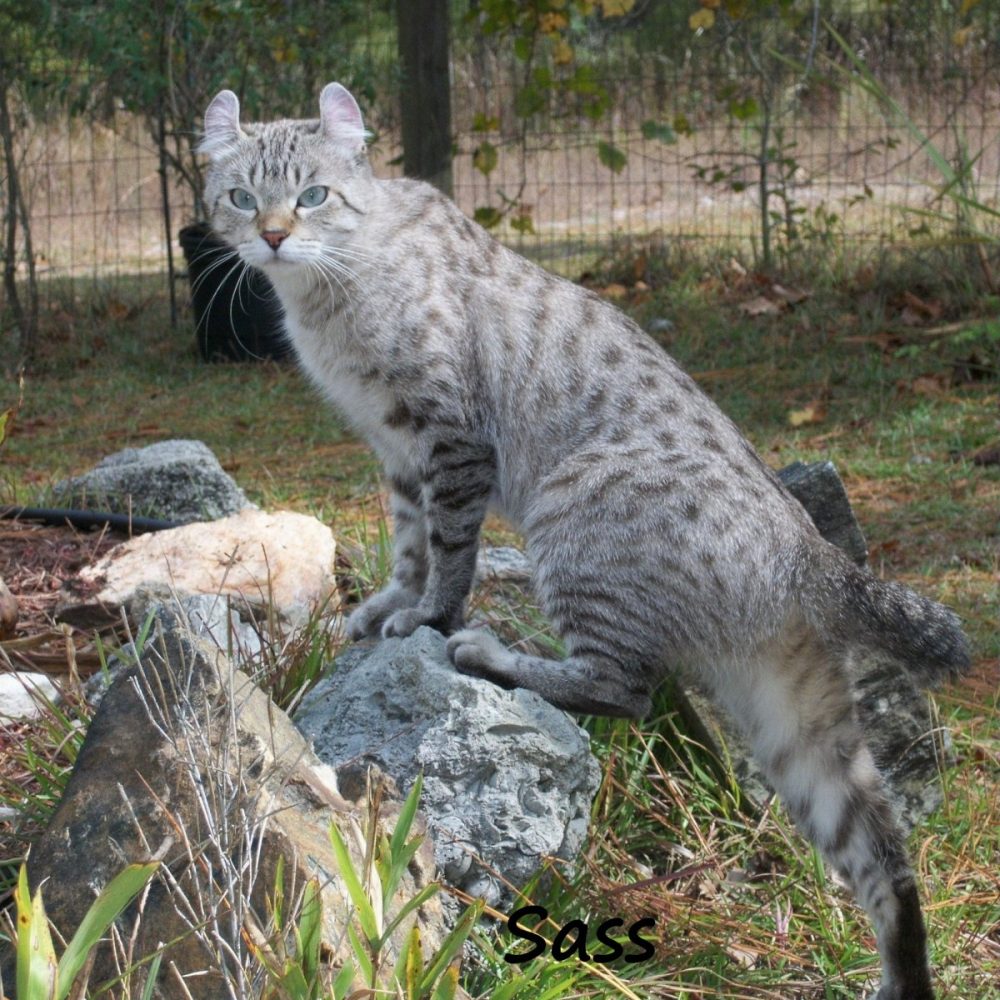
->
[[200, 82, 969, 1000]]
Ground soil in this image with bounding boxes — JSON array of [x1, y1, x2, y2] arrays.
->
[[0, 515, 124, 677]]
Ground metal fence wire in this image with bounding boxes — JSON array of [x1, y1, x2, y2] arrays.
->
[[3, 0, 1000, 311]]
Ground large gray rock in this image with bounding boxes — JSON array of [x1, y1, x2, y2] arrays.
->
[[3, 607, 446, 1000], [53, 439, 253, 523], [777, 459, 868, 565], [296, 627, 601, 907]]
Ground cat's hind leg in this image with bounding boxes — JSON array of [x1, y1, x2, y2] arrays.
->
[[446, 628, 652, 717], [715, 626, 935, 1000]]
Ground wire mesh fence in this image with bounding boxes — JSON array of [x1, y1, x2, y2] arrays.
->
[[4, 0, 1000, 323]]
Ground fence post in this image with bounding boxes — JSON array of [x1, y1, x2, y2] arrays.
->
[[396, 0, 453, 197]]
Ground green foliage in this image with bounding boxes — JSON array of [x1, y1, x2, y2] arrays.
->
[[252, 862, 326, 1000], [325, 774, 483, 999], [473, 141, 499, 177], [684, 0, 839, 268], [639, 120, 677, 144], [597, 140, 627, 175], [10, 860, 159, 1000], [468, 0, 638, 232]]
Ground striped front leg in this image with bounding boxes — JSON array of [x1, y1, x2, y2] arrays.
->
[[381, 437, 495, 638], [346, 478, 429, 640]]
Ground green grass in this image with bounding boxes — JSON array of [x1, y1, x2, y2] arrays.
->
[[1, 247, 998, 998]]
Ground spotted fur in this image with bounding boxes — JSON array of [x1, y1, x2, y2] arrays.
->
[[202, 83, 969, 999]]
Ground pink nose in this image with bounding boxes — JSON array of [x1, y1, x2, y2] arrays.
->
[[261, 230, 288, 250]]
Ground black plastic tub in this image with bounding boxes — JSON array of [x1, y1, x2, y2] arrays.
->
[[178, 223, 293, 363]]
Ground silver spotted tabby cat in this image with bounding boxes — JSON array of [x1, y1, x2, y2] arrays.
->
[[201, 83, 968, 999]]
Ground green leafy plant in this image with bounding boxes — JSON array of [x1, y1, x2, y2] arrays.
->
[[467, 0, 640, 233], [328, 773, 484, 1000], [250, 774, 483, 1000], [4, 861, 159, 1000]]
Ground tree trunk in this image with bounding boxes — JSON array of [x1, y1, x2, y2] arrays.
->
[[0, 81, 37, 370], [396, 0, 453, 197]]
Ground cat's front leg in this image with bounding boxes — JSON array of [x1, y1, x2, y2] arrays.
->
[[347, 479, 429, 640], [381, 438, 495, 639]]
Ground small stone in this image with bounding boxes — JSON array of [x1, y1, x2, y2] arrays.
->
[[646, 317, 675, 335], [0, 672, 60, 721], [778, 460, 868, 566]]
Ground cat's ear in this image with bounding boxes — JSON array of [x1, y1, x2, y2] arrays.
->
[[198, 90, 244, 158], [319, 83, 367, 150]]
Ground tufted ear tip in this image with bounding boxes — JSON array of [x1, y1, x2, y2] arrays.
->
[[198, 89, 243, 157], [319, 83, 367, 148]]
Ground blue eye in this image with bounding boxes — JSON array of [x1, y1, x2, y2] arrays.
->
[[230, 188, 257, 211], [297, 185, 328, 208]]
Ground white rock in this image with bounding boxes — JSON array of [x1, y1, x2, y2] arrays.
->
[[0, 672, 60, 721]]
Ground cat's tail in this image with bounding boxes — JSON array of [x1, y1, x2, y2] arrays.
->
[[802, 545, 970, 688]]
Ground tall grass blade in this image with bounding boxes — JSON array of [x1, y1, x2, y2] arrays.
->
[[418, 899, 484, 994], [329, 824, 379, 943], [55, 861, 159, 999]]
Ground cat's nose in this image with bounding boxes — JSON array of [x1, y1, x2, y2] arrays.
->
[[261, 229, 288, 250]]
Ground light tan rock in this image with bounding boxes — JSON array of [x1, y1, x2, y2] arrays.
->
[[0, 576, 16, 639], [61, 509, 338, 627]]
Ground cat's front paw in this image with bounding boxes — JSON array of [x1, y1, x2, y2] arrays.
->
[[347, 585, 421, 641], [380, 605, 461, 639]]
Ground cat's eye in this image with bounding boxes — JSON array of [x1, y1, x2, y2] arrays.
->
[[297, 185, 329, 209], [230, 188, 257, 211]]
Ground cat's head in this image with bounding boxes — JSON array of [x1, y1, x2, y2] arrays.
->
[[199, 83, 373, 274]]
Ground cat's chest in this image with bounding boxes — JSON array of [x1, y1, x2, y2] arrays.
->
[[283, 312, 422, 474]]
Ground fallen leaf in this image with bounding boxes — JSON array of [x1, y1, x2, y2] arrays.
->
[[905, 373, 951, 396], [869, 539, 901, 557], [105, 299, 131, 321], [788, 402, 826, 427], [632, 252, 648, 282], [902, 290, 941, 316], [601, 283, 629, 300], [689, 7, 715, 30], [725, 945, 758, 969], [696, 877, 718, 900], [770, 282, 810, 305], [739, 295, 784, 317], [725, 257, 748, 279]]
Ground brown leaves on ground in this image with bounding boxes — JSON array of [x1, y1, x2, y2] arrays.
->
[[711, 260, 811, 317], [896, 289, 944, 327], [787, 400, 827, 427], [0, 518, 121, 676], [582, 249, 656, 306]]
